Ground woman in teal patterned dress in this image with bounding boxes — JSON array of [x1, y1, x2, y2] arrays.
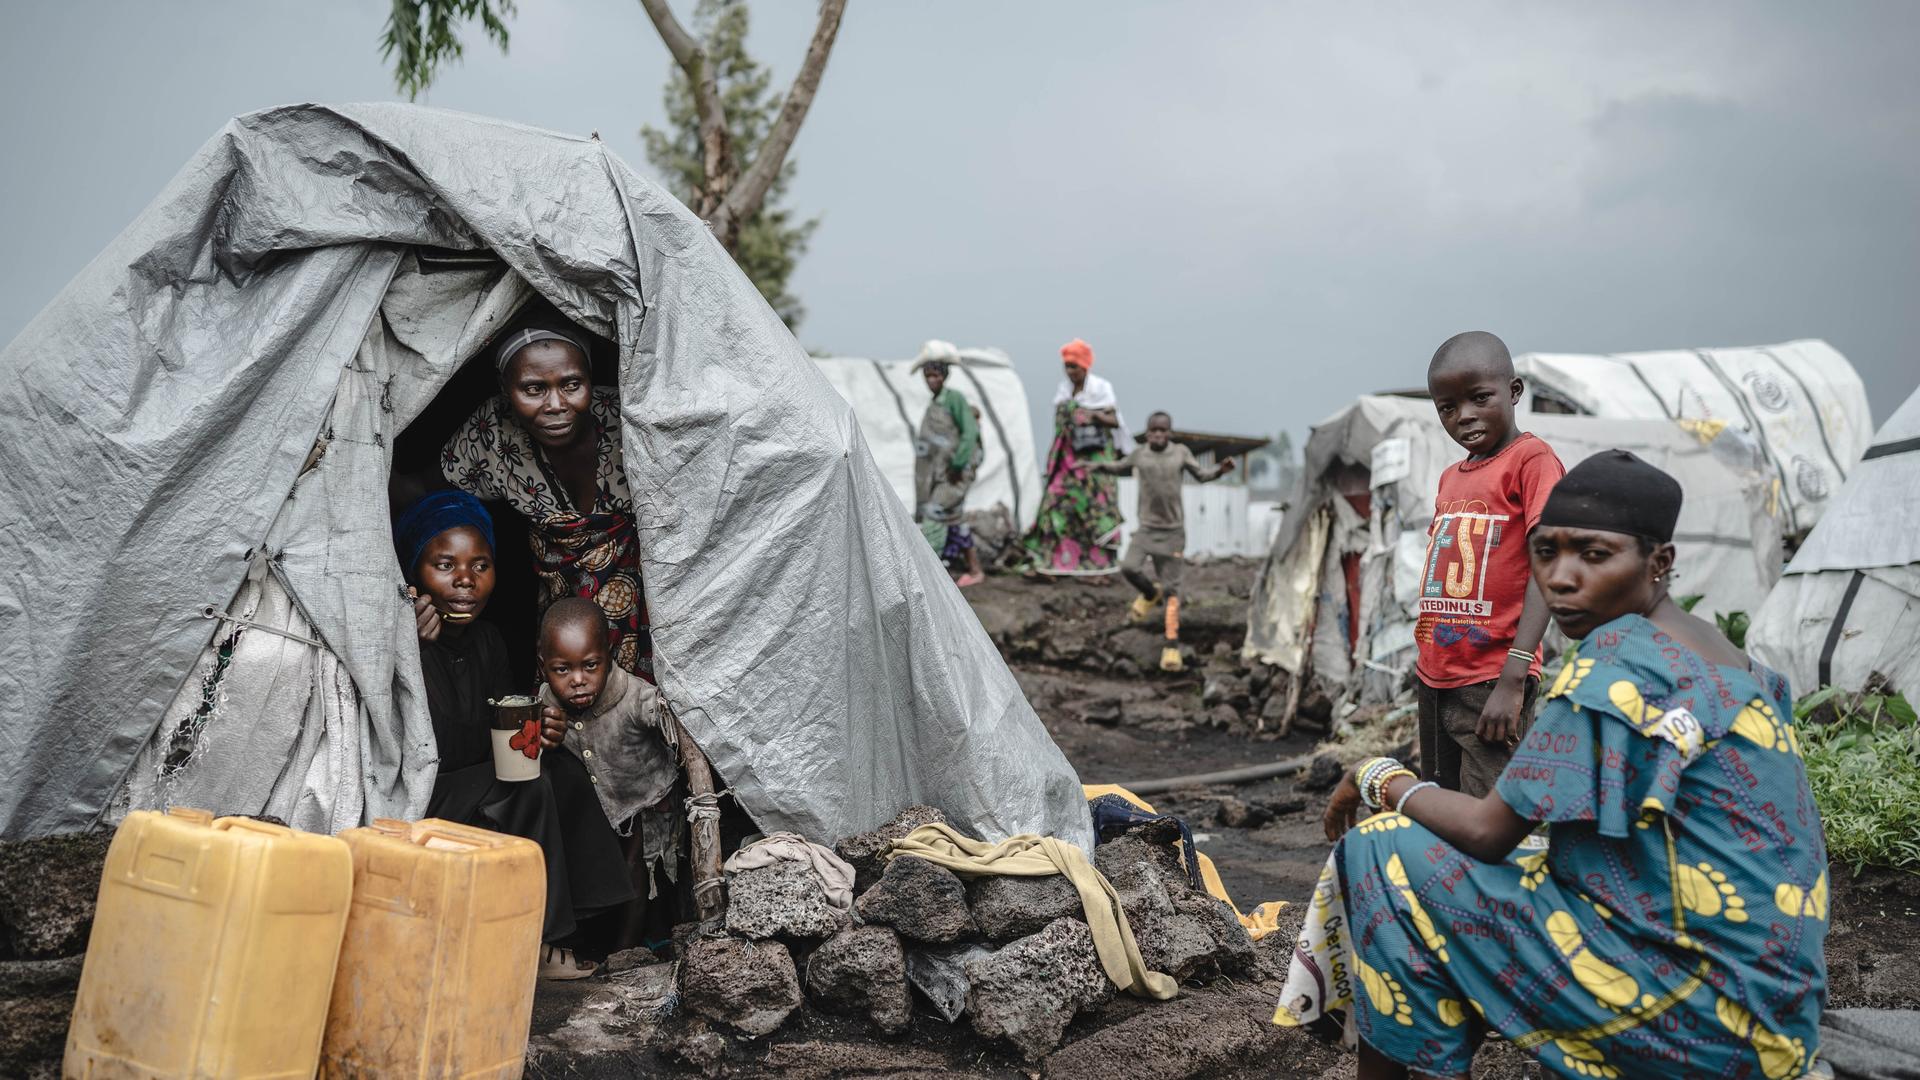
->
[[1279, 451, 1828, 1080]]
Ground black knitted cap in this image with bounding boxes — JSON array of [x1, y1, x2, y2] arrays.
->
[[1535, 449, 1682, 543]]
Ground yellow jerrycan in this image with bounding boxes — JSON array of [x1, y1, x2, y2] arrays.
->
[[65, 807, 354, 1079], [321, 818, 545, 1080]]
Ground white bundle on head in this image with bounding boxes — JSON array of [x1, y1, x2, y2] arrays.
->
[[915, 339, 961, 368]]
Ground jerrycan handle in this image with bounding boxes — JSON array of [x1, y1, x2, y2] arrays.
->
[[212, 816, 293, 838], [368, 817, 494, 851], [167, 807, 215, 826]]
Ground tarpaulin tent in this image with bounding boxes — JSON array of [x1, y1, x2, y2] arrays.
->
[[1750, 385, 1920, 697], [812, 348, 1042, 532], [1513, 340, 1871, 537], [0, 103, 1091, 849], [1245, 395, 1785, 707]]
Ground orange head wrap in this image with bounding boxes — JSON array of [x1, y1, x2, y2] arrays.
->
[[1060, 338, 1094, 369]]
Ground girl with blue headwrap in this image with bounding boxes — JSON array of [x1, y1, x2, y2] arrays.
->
[[395, 490, 634, 980]]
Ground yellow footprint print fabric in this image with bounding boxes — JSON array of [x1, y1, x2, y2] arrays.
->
[[1675, 861, 1749, 923]]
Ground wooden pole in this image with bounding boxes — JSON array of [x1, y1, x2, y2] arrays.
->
[[675, 725, 728, 924]]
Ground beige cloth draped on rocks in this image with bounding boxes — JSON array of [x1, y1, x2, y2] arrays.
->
[[886, 822, 1178, 1000]]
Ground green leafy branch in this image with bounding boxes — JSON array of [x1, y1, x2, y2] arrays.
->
[[381, 0, 515, 100]]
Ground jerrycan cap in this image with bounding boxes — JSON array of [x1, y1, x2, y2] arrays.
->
[[168, 806, 215, 826]]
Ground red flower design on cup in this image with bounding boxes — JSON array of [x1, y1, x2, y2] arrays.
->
[[509, 719, 542, 760]]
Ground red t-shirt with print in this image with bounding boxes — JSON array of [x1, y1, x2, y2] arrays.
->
[[1414, 432, 1565, 689]]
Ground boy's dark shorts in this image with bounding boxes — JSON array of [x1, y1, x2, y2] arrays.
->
[[1416, 676, 1541, 798]]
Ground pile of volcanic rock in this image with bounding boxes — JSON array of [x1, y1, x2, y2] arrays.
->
[[668, 806, 1255, 1063], [0, 831, 112, 1078]]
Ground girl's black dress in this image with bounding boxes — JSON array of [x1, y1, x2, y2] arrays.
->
[[419, 620, 634, 941]]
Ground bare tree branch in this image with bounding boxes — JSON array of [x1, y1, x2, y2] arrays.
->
[[637, 0, 733, 218], [712, 0, 846, 242]]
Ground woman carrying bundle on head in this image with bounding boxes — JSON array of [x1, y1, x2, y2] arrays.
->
[[1280, 451, 1828, 1080], [912, 340, 987, 588]]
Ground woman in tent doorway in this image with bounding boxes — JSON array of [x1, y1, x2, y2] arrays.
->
[[442, 325, 652, 678], [1021, 338, 1128, 579]]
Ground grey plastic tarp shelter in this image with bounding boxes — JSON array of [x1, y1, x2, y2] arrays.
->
[[1245, 394, 1787, 707], [1751, 385, 1920, 697], [0, 103, 1092, 849]]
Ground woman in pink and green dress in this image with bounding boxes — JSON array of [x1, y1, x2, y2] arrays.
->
[[1021, 338, 1129, 577]]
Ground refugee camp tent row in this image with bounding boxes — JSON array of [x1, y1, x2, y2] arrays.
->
[[1245, 394, 1790, 708], [1751, 385, 1920, 698], [813, 349, 1042, 536], [1513, 340, 1872, 537], [0, 103, 1092, 849]]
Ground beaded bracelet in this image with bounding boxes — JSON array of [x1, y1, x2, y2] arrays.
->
[[1370, 768, 1416, 811], [1372, 761, 1411, 807], [1355, 758, 1399, 809], [1357, 757, 1416, 811], [1395, 780, 1439, 815]]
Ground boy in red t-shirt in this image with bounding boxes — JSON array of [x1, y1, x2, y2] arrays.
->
[[1414, 331, 1565, 796]]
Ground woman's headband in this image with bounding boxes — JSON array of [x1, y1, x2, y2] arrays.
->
[[494, 327, 589, 374]]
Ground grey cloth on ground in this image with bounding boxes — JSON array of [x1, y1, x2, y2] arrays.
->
[[906, 943, 995, 1022], [723, 831, 858, 911], [1819, 1008, 1920, 1080], [0, 102, 1092, 851], [535, 665, 679, 833], [1416, 677, 1540, 798]]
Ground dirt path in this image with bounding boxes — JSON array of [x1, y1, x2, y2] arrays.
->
[[975, 560, 1341, 907]]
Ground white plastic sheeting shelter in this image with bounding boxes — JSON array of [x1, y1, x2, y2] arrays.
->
[[1751, 386, 1920, 696], [812, 349, 1041, 531], [0, 103, 1091, 848], [1514, 340, 1871, 537], [1245, 395, 1785, 706]]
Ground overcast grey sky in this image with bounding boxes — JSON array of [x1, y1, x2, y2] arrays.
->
[[4, 1, 1916, 449]]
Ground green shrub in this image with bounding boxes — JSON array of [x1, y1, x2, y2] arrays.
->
[[1714, 610, 1750, 650], [1796, 687, 1920, 874]]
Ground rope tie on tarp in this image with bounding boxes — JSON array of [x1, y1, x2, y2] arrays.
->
[[199, 605, 325, 649]]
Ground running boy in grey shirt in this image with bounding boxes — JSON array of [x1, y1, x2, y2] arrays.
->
[[1090, 411, 1234, 672]]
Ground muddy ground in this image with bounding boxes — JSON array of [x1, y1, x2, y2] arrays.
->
[[6, 558, 1917, 1078]]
